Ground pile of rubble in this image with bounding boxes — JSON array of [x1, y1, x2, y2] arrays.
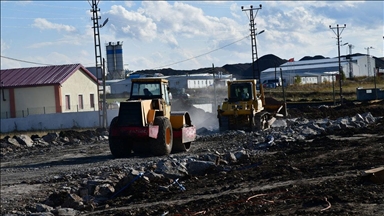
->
[[0, 112, 381, 215], [1, 112, 379, 156]]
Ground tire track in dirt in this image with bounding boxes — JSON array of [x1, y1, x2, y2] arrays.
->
[[84, 172, 356, 215]]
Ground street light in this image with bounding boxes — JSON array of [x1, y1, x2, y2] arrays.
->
[[341, 42, 348, 54], [101, 18, 109, 28]]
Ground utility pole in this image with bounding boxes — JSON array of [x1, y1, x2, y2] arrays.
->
[[102, 58, 107, 128], [280, 68, 287, 117], [89, 0, 108, 128], [348, 44, 354, 78], [374, 67, 378, 100], [329, 24, 346, 105], [212, 63, 217, 113], [365, 46, 374, 77], [241, 4, 263, 80]]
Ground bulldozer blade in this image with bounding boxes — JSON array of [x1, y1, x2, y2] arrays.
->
[[268, 117, 276, 126], [275, 113, 284, 117]]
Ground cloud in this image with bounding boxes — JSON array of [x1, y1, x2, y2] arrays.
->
[[142, 1, 243, 37], [80, 50, 89, 57], [106, 5, 157, 42], [27, 33, 90, 49], [159, 31, 179, 49], [103, 1, 255, 70], [1, 39, 10, 53], [44, 52, 73, 64], [124, 1, 134, 8], [27, 41, 56, 49], [149, 1, 247, 57], [32, 18, 76, 32], [230, 3, 241, 19], [104, 2, 246, 49]]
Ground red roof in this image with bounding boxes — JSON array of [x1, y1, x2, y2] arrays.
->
[[0, 64, 99, 88]]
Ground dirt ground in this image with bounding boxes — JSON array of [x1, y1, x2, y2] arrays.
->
[[1, 100, 384, 215]]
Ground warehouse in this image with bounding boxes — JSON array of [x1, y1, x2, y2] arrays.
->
[[261, 54, 376, 86]]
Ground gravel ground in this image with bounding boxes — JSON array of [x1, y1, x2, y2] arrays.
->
[[1, 100, 384, 216]]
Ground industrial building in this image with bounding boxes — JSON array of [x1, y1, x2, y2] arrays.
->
[[0, 64, 99, 119], [86, 41, 126, 80], [261, 54, 376, 85], [106, 41, 125, 79], [167, 72, 232, 89]]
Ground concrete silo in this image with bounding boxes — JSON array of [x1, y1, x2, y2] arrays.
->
[[106, 41, 124, 79]]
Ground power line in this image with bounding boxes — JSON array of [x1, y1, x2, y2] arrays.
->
[[2, 16, 83, 20], [0, 55, 53, 66], [1, 35, 250, 70], [26, 3, 87, 10], [152, 35, 249, 69]]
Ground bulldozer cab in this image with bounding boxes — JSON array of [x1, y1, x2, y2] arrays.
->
[[228, 82, 254, 102]]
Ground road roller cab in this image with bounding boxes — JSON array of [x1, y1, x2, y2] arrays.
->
[[109, 78, 196, 157]]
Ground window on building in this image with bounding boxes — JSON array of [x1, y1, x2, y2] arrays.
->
[[78, 95, 84, 110], [90, 94, 95, 108], [65, 95, 70, 110]]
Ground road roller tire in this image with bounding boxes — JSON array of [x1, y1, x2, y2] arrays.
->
[[172, 140, 191, 153], [151, 117, 173, 156], [109, 117, 131, 158]]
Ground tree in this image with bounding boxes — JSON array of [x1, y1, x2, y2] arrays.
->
[[340, 69, 346, 81], [294, 75, 302, 84]]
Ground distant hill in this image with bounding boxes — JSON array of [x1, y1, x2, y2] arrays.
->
[[130, 53, 383, 79], [239, 54, 287, 79], [133, 67, 224, 76], [221, 63, 250, 77], [299, 55, 329, 61]]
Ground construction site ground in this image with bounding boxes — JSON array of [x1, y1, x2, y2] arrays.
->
[[1, 100, 384, 215]]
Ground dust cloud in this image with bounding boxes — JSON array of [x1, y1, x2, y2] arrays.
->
[[171, 99, 218, 131]]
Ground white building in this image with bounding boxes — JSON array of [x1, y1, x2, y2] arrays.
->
[[167, 73, 233, 89], [261, 55, 376, 85]]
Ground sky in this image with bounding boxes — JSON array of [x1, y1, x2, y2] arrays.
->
[[1, 1, 383, 73]]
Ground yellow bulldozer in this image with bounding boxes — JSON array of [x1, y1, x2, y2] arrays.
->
[[217, 79, 286, 131], [109, 78, 196, 158]]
